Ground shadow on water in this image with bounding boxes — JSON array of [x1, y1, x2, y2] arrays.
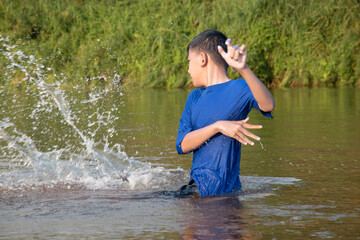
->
[[180, 197, 250, 240]]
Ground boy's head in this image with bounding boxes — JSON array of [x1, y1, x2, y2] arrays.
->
[[187, 29, 228, 71]]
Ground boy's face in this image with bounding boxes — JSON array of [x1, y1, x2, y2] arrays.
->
[[188, 49, 205, 88]]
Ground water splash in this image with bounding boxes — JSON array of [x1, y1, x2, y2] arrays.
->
[[258, 139, 264, 149], [0, 36, 186, 192]]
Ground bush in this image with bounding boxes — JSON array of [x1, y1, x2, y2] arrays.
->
[[0, 0, 359, 88]]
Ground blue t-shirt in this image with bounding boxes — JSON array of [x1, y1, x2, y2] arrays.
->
[[176, 79, 272, 197]]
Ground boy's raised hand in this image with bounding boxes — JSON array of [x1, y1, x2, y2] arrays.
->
[[218, 39, 248, 71]]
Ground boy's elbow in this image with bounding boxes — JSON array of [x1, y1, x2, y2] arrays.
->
[[260, 101, 275, 112], [179, 144, 191, 155], [176, 142, 184, 154], [176, 142, 190, 155]]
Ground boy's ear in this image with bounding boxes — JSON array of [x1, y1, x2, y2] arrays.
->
[[200, 52, 208, 67]]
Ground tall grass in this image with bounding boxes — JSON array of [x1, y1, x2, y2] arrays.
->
[[0, 0, 359, 88]]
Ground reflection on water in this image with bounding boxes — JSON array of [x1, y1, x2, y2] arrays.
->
[[1, 36, 359, 239], [181, 197, 248, 240]]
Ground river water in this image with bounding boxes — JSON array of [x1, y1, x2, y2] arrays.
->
[[1, 38, 359, 239]]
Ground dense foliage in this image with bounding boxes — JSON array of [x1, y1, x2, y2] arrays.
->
[[0, 0, 359, 88]]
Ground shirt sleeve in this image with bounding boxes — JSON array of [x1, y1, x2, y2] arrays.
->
[[237, 79, 273, 119], [176, 92, 195, 154], [251, 98, 273, 118]]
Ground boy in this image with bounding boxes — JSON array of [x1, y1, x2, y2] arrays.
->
[[176, 30, 275, 197]]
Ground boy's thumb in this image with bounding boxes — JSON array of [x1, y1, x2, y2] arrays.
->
[[218, 45, 226, 56]]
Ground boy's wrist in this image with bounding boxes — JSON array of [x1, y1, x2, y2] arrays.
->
[[213, 121, 223, 134], [236, 64, 250, 75]]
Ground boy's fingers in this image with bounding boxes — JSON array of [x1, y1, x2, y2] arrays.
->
[[235, 133, 248, 145], [228, 45, 235, 58], [235, 133, 254, 146], [243, 123, 263, 129], [217, 45, 227, 58], [217, 45, 224, 53], [233, 45, 240, 60], [241, 117, 249, 123], [237, 127, 260, 141], [225, 39, 235, 58], [239, 44, 247, 60], [239, 44, 246, 54], [237, 119, 262, 129], [234, 50, 239, 60], [243, 131, 260, 142], [225, 38, 232, 47]]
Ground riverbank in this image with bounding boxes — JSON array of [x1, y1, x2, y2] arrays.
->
[[0, 0, 359, 88]]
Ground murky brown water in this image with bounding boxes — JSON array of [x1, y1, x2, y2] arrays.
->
[[1, 86, 359, 239]]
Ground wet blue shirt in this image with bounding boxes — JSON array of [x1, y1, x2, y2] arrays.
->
[[176, 79, 272, 197]]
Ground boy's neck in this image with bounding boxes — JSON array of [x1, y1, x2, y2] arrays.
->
[[204, 64, 230, 87]]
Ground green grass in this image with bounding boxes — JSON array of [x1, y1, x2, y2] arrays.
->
[[0, 0, 359, 88]]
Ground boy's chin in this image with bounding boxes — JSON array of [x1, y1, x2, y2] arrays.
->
[[192, 81, 205, 88]]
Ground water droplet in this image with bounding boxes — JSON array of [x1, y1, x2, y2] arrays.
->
[[258, 140, 264, 149]]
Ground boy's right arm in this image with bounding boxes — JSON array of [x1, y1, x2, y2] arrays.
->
[[181, 117, 262, 153], [218, 39, 275, 112]]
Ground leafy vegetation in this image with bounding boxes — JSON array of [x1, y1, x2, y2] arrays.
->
[[0, 0, 359, 88]]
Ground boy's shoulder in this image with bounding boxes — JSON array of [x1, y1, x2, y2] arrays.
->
[[188, 87, 204, 98], [230, 78, 251, 91], [232, 78, 247, 86], [187, 79, 249, 100], [183, 87, 206, 108]]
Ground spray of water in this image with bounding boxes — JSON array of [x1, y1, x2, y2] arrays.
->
[[0, 35, 186, 192], [258, 140, 264, 150]]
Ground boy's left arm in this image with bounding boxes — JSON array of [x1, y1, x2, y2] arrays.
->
[[218, 39, 275, 112]]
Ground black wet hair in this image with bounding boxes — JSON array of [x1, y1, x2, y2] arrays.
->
[[187, 29, 228, 71]]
